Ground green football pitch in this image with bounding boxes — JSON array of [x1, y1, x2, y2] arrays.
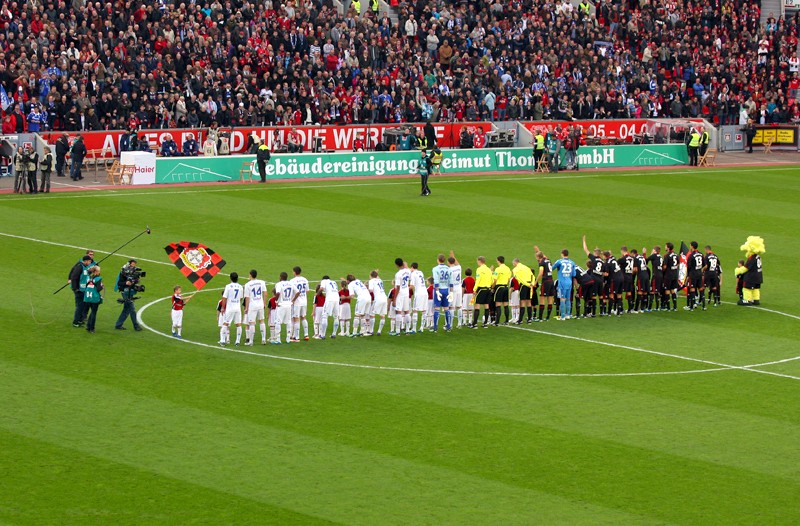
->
[[1, 166, 798, 525]]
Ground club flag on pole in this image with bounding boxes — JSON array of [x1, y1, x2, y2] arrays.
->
[[164, 241, 226, 290], [678, 241, 690, 290], [0, 84, 11, 112]]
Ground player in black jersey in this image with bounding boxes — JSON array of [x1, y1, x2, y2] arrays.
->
[[685, 241, 706, 310], [605, 250, 624, 316], [534, 246, 555, 321], [663, 242, 680, 311], [574, 263, 597, 317], [631, 249, 650, 313], [647, 246, 665, 310], [618, 246, 635, 313], [582, 235, 608, 315], [703, 245, 722, 307]]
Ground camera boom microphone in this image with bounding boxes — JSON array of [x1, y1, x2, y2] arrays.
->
[[54, 227, 153, 295]]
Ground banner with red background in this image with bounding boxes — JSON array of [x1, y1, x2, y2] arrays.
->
[[40, 122, 493, 158]]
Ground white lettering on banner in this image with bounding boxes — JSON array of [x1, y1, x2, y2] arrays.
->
[[102, 134, 117, 155], [577, 148, 616, 166], [495, 151, 534, 168], [265, 156, 419, 177], [441, 153, 493, 170], [333, 127, 354, 149]]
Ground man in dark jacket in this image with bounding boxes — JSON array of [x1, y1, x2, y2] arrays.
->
[[68, 252, 96, 326], [256, 140, 271, 183], [424, 120, 437, 148], [70, 134, 87, 181], [55, 133, 69, 177]]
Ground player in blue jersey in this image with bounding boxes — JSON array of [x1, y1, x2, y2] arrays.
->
[[431, 254, 454, 332], [551, 249, 577, 320]]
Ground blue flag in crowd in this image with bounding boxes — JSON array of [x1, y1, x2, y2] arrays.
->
[[0, 84, 11, 111]]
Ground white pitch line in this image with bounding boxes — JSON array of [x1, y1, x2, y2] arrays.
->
[[7, 229, 800, 380], [505, 324, 800, 381], [721, 300, 800, 321], [137, 294, 726, 378], [0, 231, 174, 269], [4, 165, 800, 202]]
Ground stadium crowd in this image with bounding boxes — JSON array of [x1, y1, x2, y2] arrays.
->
[[0, 0, 799, 134]]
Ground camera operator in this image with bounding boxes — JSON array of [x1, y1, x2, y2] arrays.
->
[[114, 259, 144, 331]]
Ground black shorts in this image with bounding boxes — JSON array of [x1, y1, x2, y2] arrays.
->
[[651, 273, 663, 293], [623, 274, 634, 293], [593, 278, 605, 298], [664, 274, 679, 290], [519, 285, 532, 301], [475, 287, 492, 304], [579, 279, 596, 298], [602, 277, 611, 297], [637, 272, 651, 293], [689, 272, 703, 289], [494, 285, 509, 303], [704, 272, 720, 289], [611, 275, 624, 295], [540, 280, 555, 297]]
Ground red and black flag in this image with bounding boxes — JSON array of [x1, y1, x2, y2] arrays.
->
[[164, 241, 226, 290], [678, 241, 690, 290]]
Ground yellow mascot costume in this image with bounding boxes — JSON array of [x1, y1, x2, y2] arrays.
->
[[734, 236, 765, 306]]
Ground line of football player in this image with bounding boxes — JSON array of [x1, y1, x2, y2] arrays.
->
[[209, 241, 723, 345]]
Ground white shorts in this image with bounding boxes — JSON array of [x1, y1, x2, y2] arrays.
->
[[246, 308, 265, 324], [510, 290, 520, 307], [313, 306, 323, 324], [395, 292, 411, 312], [372, 298, 388, 316], [223, 309, 242, 325], [462, 293, 474, 309], [323, 300, 339, 318], [388, 303, 396, 318], [339, 303, 351, 320], [275, 304, 292, 324], [427, 299, 434, 315], [218, 313, 224, 327], [171, 309, 183, 326], [292, 302, 307, 318], [268, 310, 275, 326], [452, 288, 463, 309], [354, 297, 372, 316], [413, 292, 427, 312]]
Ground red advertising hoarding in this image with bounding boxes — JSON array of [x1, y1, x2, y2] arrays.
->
[[41, 122, 493, 158], [522, 119, 652, 141]]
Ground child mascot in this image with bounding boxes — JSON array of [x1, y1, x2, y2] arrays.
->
[[734, 236, 765, 306]]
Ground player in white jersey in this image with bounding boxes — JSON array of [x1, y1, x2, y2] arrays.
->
[[243, 269, 268, 346], [347, 274, 372, 336], [448, 251, 463, 327], [317, 275, 340, 339], [220, 272, 244, 346], [392, 258, 412, 335], [409, 262, 428, 333], [289, 266, 310, 342], [432, 253, 455, 331], [368, 270, 388, 336], [273, 271, 293, 344]]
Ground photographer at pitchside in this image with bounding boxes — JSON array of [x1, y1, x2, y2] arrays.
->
[[115, 259, 145, 331]]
